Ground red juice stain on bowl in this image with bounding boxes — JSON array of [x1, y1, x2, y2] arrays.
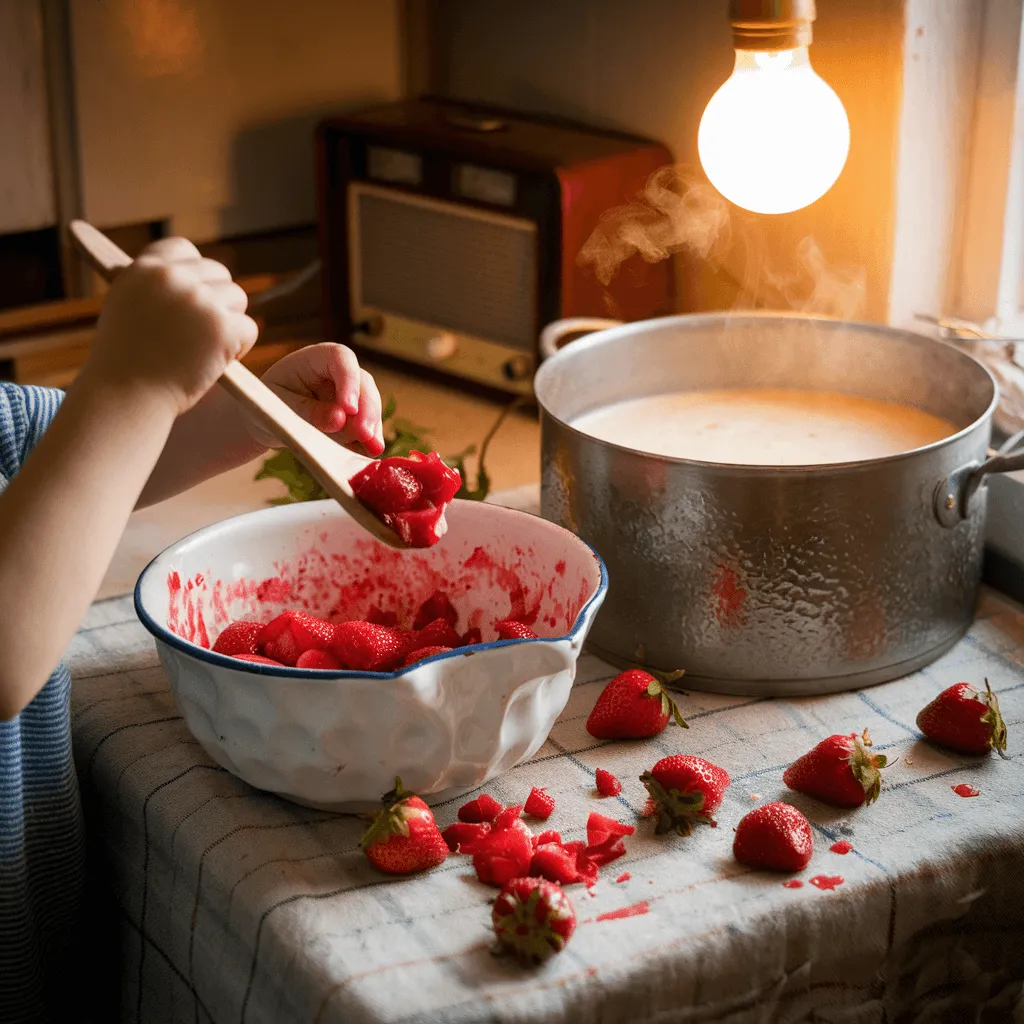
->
[[712, 563, 746, 627], [829, 840, 853, 854], [952, 783, 980, 798], [808, 875, 844, 891], [782, 879, 803, 889], [168, 531, 595, 660], [596, 901, 649, 922], [463, 546, 539, 625]]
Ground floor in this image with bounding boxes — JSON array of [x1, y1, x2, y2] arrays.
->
[[99, 359, 541, 599]]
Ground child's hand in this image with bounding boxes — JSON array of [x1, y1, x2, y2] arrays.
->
[[258, 343, 385, 456], [84, 237, 259, 413]]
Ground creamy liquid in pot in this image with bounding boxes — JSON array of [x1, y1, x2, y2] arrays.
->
[[570, 389, 956, 466]]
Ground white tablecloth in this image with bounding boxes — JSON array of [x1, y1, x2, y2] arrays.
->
[[69, 488, 1024, 1023]]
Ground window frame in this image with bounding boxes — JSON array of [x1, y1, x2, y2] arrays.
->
[[953, 0, 1024, 338]]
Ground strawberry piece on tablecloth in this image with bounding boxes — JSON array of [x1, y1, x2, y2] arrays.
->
[[524, 787, 555, 819], [458, 793, 504, 824]]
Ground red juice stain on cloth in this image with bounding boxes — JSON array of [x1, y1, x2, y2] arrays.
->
[[808, 875, 844, 891], [829, 840, 853, 854], [712, 563, 746, 627], [596, 901, 649, 922], [615, 872, 631, 883], [782, 880, 804, 889], [952, 783, 980, 798]]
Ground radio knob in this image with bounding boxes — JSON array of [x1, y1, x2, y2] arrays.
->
[[426, 332, 459, 361], [502, 354, 533, 381]]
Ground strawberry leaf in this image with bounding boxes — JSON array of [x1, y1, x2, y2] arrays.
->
[[640, 772, 706, 835], [981, 678, 1009, 758], [360, 776, 416, 849], [848, 737, 885, 806]]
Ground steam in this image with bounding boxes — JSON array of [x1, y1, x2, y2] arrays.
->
[[578, 167, 731, 287], [577, 165, 866, 320]]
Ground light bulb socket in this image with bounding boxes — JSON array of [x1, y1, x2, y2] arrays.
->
[[729, 0, 815, 51]]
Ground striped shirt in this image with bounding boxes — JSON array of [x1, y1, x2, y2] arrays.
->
[[0, 384, 85, 1023]]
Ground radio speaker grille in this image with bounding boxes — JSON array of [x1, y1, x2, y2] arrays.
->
[[351, 185, 537, 350]]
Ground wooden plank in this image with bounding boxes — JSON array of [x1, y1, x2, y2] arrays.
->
[[0, 326, 95, 362], [0, 271, 301, 347], [13, 337, 309, 389], [0, 297, 100, 340], [0, 0, 55, 232]]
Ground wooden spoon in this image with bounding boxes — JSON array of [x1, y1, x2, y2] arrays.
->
[[68, 220, 406, 549]]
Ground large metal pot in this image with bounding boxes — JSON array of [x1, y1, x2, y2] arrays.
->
[[534, 312, 1024, 696]]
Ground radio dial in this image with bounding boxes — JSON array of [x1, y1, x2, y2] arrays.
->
[[502, 355, 533, 381], [426, 332, 459, 361]]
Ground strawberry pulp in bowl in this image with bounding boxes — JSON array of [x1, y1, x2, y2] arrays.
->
[[134, 499, 608, 811]]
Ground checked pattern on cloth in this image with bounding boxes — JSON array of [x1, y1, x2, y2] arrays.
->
[[69, 489, 1024, 1024]]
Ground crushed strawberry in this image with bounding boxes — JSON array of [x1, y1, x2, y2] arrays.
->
[[413, 618, 463, 650], [349, 450, 461, 547], [257, 612, 306, 665], [586, 812, 635, 848], [441, 821, 491, 853], [524, 787, 555, 819], [595, 769, 622, 797], [213, 576, 551, 673], [232, 653, 285, 666], [295, 649, 343, 670], [530, 843, 581, 886], [413, 590, 459, 631], [495, 620, 539, 640], [458, 793, 504, 824], [534, 829, 562, 848], [471, 812, 534, 887], [365, 605, 399, 627], [403, 645, 454, 666]]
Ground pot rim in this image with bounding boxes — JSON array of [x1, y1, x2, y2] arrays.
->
[[534, 311, 999, 476]]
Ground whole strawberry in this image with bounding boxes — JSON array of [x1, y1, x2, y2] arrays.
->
[[916, 678, 1008, 757], [492, 877, 576, 964], [783, 730, 886, 808], [360, 778, 449, 875], [586, 669, 688, 740], [640, 754, 730, 835], [733, 801, 813, 872]]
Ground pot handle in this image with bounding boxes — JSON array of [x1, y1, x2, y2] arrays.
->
[[934, 432, 1024, 527], [539, 317, 622, 361]]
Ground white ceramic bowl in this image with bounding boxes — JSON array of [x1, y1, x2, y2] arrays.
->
[[135, 499, 607, 811]]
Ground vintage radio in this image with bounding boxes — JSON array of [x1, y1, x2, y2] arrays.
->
[[315, 96, 674, 395]]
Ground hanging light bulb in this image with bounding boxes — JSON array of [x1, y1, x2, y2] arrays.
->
[[698, 0, 850, 215]]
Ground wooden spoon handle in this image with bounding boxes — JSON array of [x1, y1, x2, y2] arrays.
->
[[67, 220, 403, 549]]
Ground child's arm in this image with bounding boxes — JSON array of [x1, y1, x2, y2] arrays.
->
[[135, 342, 386, 508], [0, 238, 257, 719]]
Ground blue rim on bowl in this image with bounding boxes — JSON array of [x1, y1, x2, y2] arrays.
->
[[134, 502, 609, 679]]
